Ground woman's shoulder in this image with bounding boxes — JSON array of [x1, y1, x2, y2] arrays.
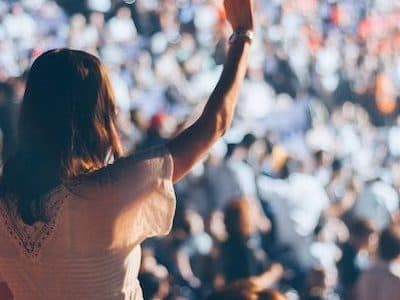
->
[[73, 145, 172, 188], [62, 145, 174, 215]]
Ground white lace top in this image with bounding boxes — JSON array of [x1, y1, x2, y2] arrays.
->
[[0, 147, 176, 300]]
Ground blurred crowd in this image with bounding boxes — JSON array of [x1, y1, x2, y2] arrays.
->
[[1, 0, 400, 299]]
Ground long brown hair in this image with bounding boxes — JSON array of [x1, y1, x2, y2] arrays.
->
[[1, 49, 123, 225]]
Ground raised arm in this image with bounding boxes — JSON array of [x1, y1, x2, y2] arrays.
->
[[168, 0, 254, 182]]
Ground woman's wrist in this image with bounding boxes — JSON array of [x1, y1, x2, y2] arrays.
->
[[228, 29, 254, 45]]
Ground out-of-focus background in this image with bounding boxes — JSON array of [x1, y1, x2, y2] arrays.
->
[[0, 0, 400, 299]]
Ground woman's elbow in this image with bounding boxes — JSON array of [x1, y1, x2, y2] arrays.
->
[[212, 113, 231, 138]]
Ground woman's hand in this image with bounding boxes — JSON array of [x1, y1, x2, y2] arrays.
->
[[224, 0, 254, 31]]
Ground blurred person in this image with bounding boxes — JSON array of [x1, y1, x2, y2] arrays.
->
[[215, 136, 271, 232], [264, 51, 299, 99], [220, 197, 282, 286], [225, 134, 259, 199], [68, 14, 88, 49], [262, 145, 290, 179], [131, 0, 161, 37], [140, 112, 170, 149], [312, 150, 331, 186], [2, 4, 38, 49], [375, 71, 398, 125], [205, 134, 268, 218], [174, 210, 213, 289], [237, 67, 275, 122], [355, 224, 400, 300], [337, 219, 378, 300], [325, 158, 357, 218], [315, 36, 341, 101], [106, 6, 138, 43], [309, 218, 344, 290], [0, 1, 255, 299], [257, 137, 274, 173], [202, 135, 259, 214], [258, 155, 330, 269], [202, 144, 241, 212], [352, 177, 399, 230]]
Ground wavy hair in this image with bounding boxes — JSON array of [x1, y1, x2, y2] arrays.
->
[[1, 49, 123, 224]]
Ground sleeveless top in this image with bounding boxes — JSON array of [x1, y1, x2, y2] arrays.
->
[[0, 146, 176, 300]]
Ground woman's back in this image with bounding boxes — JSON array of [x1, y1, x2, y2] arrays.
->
[[0, 147, 175, 300]]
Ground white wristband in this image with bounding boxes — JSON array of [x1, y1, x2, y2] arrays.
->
[[228, 30, 254, 45]]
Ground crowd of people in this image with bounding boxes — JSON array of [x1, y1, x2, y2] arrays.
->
[[0, 0, 400, 299]]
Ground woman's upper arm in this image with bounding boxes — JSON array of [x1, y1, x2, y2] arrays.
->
[[167, 40, 251, 183], [167, 118, 218, 183]]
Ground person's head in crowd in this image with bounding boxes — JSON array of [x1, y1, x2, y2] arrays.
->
[[1, 49, 123, 225], [348, 219, 378, 252], [89, 11, 105, 30], [70, 13, 86, 31], [378, 224, 400, 263], [224, 197, 257, 240], [206, 279, 287, 300]]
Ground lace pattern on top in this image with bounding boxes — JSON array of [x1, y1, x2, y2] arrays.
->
[[0, 185, 67, 261]]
